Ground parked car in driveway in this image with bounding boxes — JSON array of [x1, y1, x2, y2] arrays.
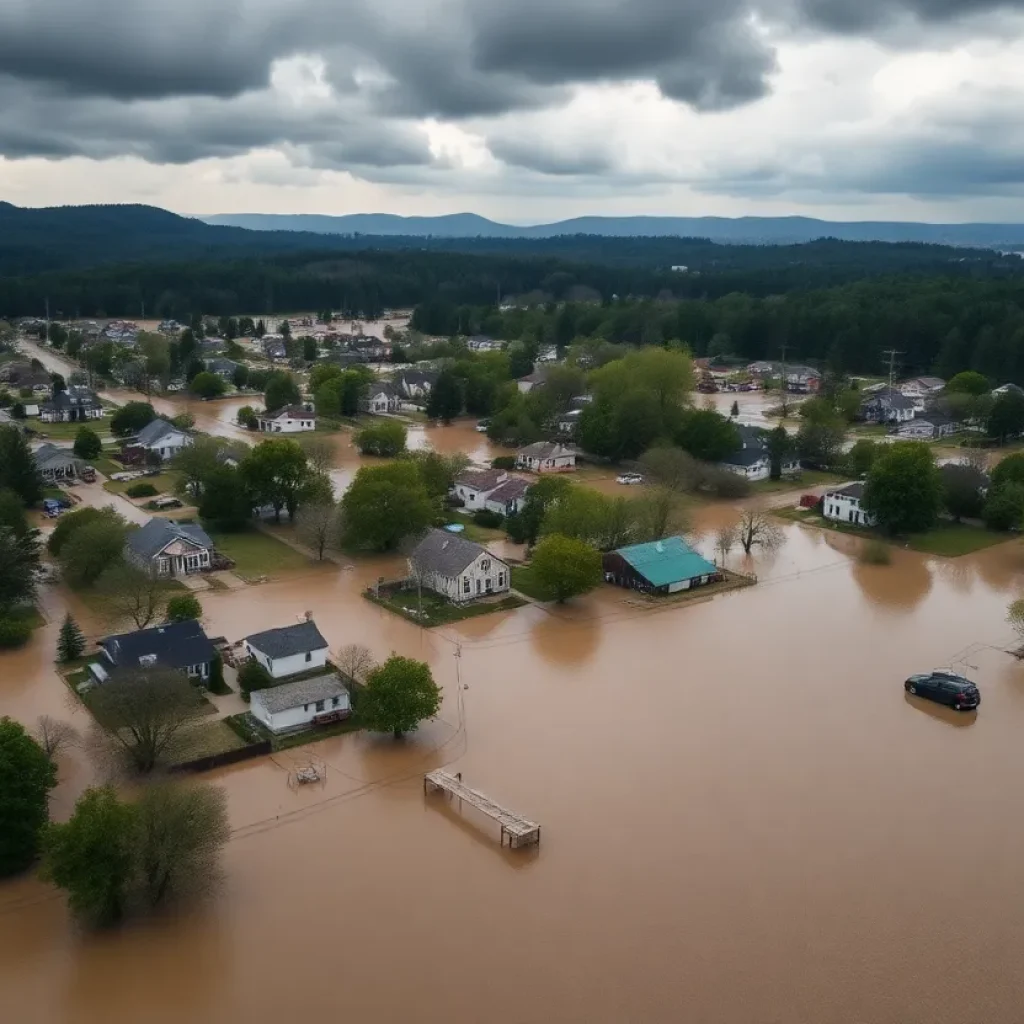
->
[[905, 671, 980, 711]]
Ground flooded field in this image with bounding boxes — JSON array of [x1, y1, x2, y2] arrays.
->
[[5, 499, 1024, 1023]]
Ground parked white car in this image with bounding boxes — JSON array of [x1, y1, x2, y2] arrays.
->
[[616, 472, 644, 485]]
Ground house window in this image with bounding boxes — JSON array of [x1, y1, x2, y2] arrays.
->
[[480, 558, 491, 571], [158, 557, 170, 574], [463, 578, 471, 594], [497, 572, 505, 587], [303, 703, 309, 712], [305, 652, 312, 662], [331, 696, 340, 708], [315, 700, 325, 712]]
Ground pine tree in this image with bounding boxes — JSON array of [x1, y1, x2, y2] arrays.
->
[[57, 613, 85, 663]]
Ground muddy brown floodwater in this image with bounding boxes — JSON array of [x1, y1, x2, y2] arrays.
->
[[10, 339, 1024, 1022]]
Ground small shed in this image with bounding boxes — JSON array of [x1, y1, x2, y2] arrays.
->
[[603, 537, 720, 595]]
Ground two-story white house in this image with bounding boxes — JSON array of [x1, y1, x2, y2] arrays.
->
[[257, 405, 316, 433], [243, 618, 330, 679], [134, 418, 194, 460], [409, 529, 511, 603], [515, 441, 577, 473], [363, 383, 402, 414], [822, 483, 876, 527]]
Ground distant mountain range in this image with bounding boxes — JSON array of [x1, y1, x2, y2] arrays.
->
[[203, 211, 1024, 248]]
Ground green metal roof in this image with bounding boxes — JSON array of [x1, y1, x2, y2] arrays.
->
[[614, 537, 717, 587]]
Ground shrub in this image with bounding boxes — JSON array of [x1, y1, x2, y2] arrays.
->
[[491, 456, 515, 470], [473, 509, 504, 529], [705, 468, 751, 499], [0, 617, 33, 649], [165, 593, 202, 622], [125, 482, 158, 498], [237, 659, 273, 694], [206, 654, 230, 695], [859, 539, 892, 565]]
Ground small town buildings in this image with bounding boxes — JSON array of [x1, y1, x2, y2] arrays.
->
[[0, 360, 33, 383], [199, 338, 227, 356], [556, 408, 582, 436], [719, 447, 771, 481], [258, 405, 316, 432], [243, 619, 330, 680], [262, 338, 288, 362], [517, 369, 548, 394], [603, 537, 720, 595], [204, 357, 241, 380], [467, 335, 501, 352], [363, 382, 402, 414], [823, 483, 876, 527], [95, 618, 214, 683], [39, 386, 104, 423], [896, 411, 961, 440], [134, 417, 193, 459], [409, 529, 511, 603], [34, 443, 81, 480], [393, 368, 438, 400], [126, 518, 214, 578], [452, 469, 529, 515], [860, 388, 916, 424], [250, 674, 351, 734], [515, 441, 577, 473], [899, 377, 946, 400]]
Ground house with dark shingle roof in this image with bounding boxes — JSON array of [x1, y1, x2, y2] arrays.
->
[[243, 618, 330, 679], [515, 441, 576, 473], [39, 386, 104, 423], [603, 537, 721, 595], [96, 618, 215, 683], [34, 443, 81, 480], [125, 518, 214, 578], [409, 528, 510, 603], [133, 417, 193, 459], [823, 483, 876, 527], [452, 468, 530, 515], [250, 673, 351, 734]]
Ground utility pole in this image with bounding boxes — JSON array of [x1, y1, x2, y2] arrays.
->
[[882, 349, 902, 392], [778, 341, 790, 417]]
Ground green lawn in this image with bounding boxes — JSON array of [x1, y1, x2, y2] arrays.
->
[[447, 515, 506, 544], [92, 454, 126, 477], [206, 527, 313, 578], [847, 424, 889, 437], [172, 720, 248, 762], [103, 470, 181, 496], [366, 586, 525, 626], [30, 418, 114, 441], [750, 470, 846, 495], [510, 565, 552, 601], [774, 507, 1011, 557]]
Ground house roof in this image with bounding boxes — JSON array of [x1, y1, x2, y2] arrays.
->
[[262, 405, 315, 421], [455, 468, 506, 492], [101, 618, 214, 672], [720, 447, 768, 468], [830, 483, 866, 499], [367, 382, 399, 399], [244, 619, 328, 660], [135, 418, 181, 446], [912, 410, 958, 428], [204, 357, 240, 373], [994, 383, 1024, 396], [126, 518, 213, 562], [410, 528, 499, 578], [486, 478, 529, 503], [905, 376, 946, 389], [40, 387, 101, 412], [395, 369, 438, 387], [34, 443, 79, 472], [613, 537, 717, 587], [517, 441, 575, 460], [518, 369, 547, 385], [253, 672, 349, 714]]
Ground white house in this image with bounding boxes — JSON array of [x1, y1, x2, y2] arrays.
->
[[39, 386, 104, 423], [409, 529, 511, 603], [134, 418, 193, 459], [515, 441, 577, 473], [517, 370, 547, 394], [860, 388, 916, 424], [720, 448, 771, 481], [258, 405, 316, 433], [896, 411, 961, 440], [452, 469, 529, 515], [993, 383, 1024, 397], [243, 619, 330, 679], [363, 383, 401, 414], [899, 377, 946, 400], [823, 483, 876, 527], [250, 674, 351, 734], [393, 369, 438, 399], [556, 408, 582, 436]]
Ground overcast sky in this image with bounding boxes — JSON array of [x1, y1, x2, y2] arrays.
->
[[3, 0, 1024, 223]]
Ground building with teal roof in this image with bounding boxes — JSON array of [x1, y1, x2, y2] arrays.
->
[[602, 537, 720, 595]]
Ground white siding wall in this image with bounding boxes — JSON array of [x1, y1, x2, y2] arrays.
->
[[454, 484, 488, 511], [823, 493, 876, 527], [251, 689, 351, 734], [244, 643, 328, 679], [144, 430, 192, 459], [422, 551, 511, 603]]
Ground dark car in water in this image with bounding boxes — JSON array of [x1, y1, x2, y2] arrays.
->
[[905, 672, 980, 711]]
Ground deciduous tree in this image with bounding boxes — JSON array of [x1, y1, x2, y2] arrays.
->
[[73, 426, 102, 460], [34, 715, 79, 761], [863, 442, 942, 535], [165, 593, 202, 622], [110, 401, 156, 437], [425, 369, 463, 423], [529, 534, 603, 602], [188, 371, 226, 399], [738, 509, 784, 555], [263, 371, 300, 412], [295, 500, 340, 559], [354, 420, 407, 457], [0, 524, 40, 614], [0, 717, 57, 876], [340, 462, 434, 551], [240, 438, 311, 521], [97, 562, 164, 629], [359, 655, 441, 739], [61, 516, 129, 587]]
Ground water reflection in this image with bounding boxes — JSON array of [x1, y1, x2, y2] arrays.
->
[[973, 542, 1024, 593], [422, 791, 541, 869], [530, 608, 601, 666], [851, 554, 933, 612], [903, 693, 977, 728]]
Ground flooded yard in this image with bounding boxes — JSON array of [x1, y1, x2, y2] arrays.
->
[[5, 509, 1024, 1023]]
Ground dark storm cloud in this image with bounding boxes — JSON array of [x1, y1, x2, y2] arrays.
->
[[486, 136, 616, 176], [794, 0, 1024, 33]]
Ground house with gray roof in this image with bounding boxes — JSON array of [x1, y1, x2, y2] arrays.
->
[[133, 418, 193, 460], [250, 673, 351, 734], [95, 618, 214, 683], [39, 386, 103, 423], [452, 468, 530, 515], [823, 483, 876, 528], [125, 518, 214, 578], [34, 443, 81, 480], [243, 618, 330, 679], [409, 528, 510, 603]]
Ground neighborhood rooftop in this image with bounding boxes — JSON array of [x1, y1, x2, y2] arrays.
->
[[126, 518, 213, 562], [244, 619, 328, 659], [135, 417, 180, 446], [411, 528, 491, 577], [254, 673, 349, 714], [264, 405, 315, 420], [614, 537, 717, 588], [830, 483, 866, 499], [101, 619, 214, 672]]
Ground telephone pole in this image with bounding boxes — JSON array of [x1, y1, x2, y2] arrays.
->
[[882, 349, 902, 392], [778, 342, 790, 416]]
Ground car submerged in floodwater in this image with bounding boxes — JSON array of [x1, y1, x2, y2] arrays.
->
[[905, 671, 980, 712]]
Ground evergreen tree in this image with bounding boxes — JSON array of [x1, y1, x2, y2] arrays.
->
[[0, 426, 42, 506], [255, 319, 266, 338], [57, 613, 86, 663]]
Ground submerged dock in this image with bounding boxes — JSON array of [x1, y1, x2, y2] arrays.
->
[[423, 770, 541, 848]]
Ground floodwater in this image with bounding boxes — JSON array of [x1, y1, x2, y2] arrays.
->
[[6, 496, 1024, 1023]]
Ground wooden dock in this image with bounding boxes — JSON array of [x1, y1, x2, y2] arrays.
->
[[423, 770, 541, 848]]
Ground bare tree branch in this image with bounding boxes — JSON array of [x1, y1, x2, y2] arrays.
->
[[738, 509, 784, 555], [97, 562, 165, 630], [335, 643, 377, 685], [34, 715, 80, 761]]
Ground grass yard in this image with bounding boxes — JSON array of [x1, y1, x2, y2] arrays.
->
[[510, 564, 552, 601], [749, 470, 846, 495], [172, 720, 248, 762], [207, 527, 314, 579], [29, 418, 114, 442], [92, 453, 126, 477], [366, 586, 525, 627], [774, 507, 1011, 557], [446, 515, 506, 544], [103, 470, 181, 496]]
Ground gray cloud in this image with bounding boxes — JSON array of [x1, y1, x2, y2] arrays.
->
[[486, 136, 616, 176], [795, 0, 1024, 33]]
